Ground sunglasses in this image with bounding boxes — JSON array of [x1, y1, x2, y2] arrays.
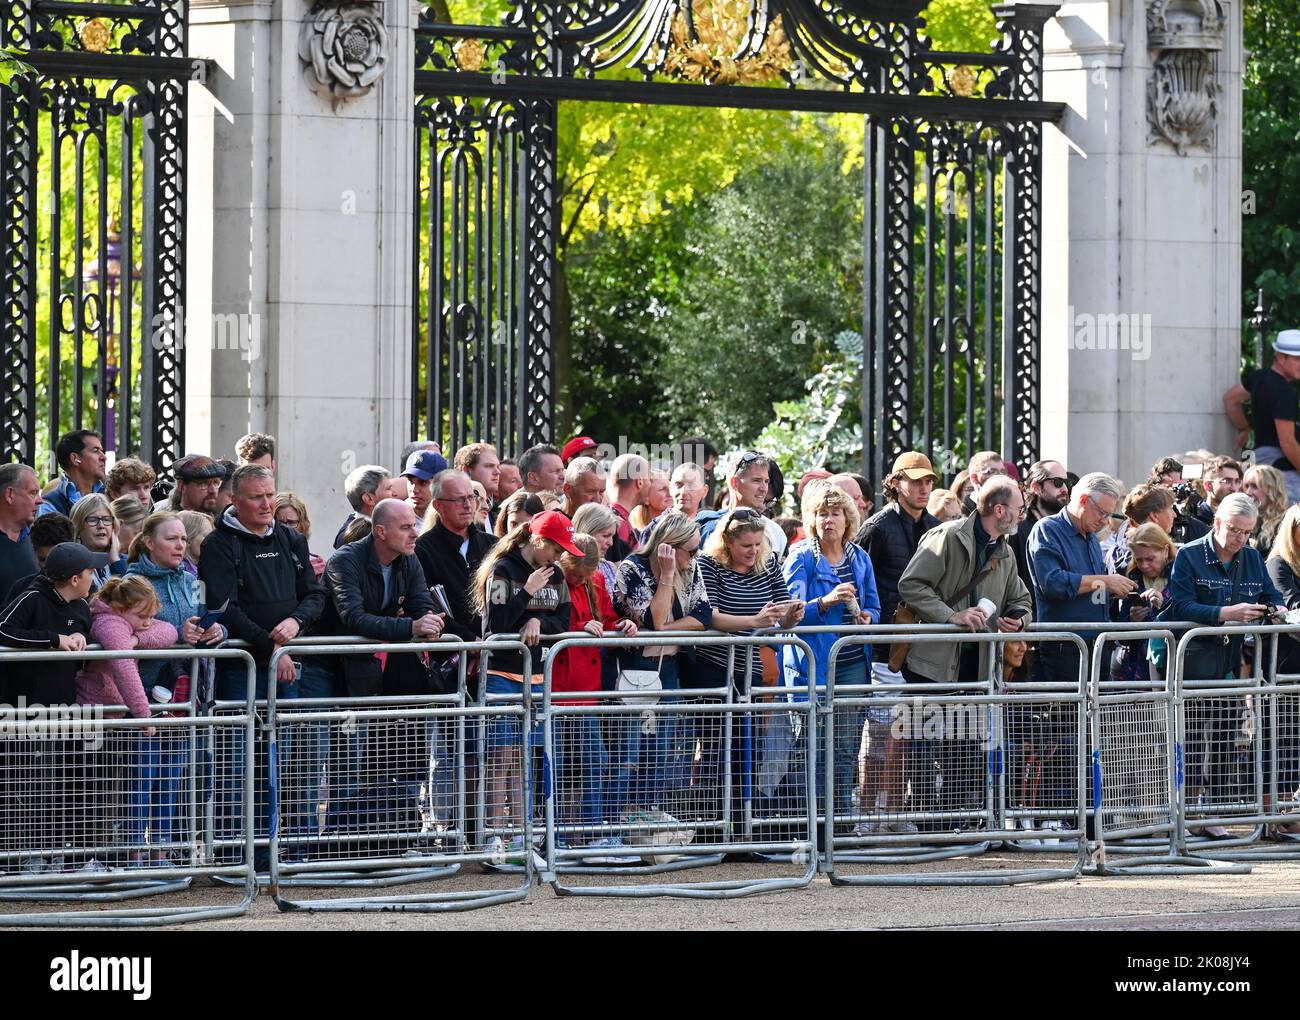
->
[[734, 452, 766, 473], [725, 508, 763, 529], [1046, 476, 1068, 487]]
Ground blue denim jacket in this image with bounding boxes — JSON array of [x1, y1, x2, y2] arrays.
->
[[1026, 507, 1107, 631], [1164, 532, 1282, 626]]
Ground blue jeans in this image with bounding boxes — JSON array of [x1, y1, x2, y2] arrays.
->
[[212, 663, 300, 856], [127, 731, 185, 849], [555, 714, 609, 831], [606, 658, 681, 816]]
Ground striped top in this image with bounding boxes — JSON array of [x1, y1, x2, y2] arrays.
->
[[698, 554, 789, 679], [833, 556, 866, 665]]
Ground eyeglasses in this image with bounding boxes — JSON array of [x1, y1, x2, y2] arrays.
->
[[1221, 524, 1252, 540], [83, 516, 114, 527], [435, 495, 479, 507], [1087, 495, 1126, 522]]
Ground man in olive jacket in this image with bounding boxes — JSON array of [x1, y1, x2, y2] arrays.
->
[[897, 476, 1032, 685]]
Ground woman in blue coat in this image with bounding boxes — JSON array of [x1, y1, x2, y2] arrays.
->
[[781, 481, 881, 817]]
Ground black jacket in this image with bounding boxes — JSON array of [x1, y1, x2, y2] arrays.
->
[[482, 548, 571, 676], [0, 575, 92, 704], [856, 503, 940, 624], [414, 521, 495, 643], [198, 510, 325, 664], [319, 535, 437, 696]]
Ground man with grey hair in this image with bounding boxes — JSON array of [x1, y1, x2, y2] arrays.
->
[[0, 463, 40, 601], [1027, 471, 1137, 685], [961, 450, 1010, 515], [669, 462, 708, 519], [335, 464, 391, 549], [1167, 491, 1285, 837], [561, 456, 605, 519]]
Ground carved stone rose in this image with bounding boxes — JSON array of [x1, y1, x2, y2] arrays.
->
[[299, 3, 389, 106]]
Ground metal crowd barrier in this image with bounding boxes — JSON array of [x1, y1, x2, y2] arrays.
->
[[264, 638, 536, 913], [538, 633, 819, 900], [1169, 622, 1300, 866], [820, 629, 1089, 886], [0, 645, 258, 927]]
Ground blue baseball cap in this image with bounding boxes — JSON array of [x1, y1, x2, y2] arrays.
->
[[402, 450, 448, 481]]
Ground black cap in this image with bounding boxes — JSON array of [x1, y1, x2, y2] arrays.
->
[[43, 542, 110, 580]]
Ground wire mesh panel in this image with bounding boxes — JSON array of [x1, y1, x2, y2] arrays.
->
[[825, 631, 1087, 886], [267, 641, 533, 913], [542, 635, 819, 899], [1092, 693, 1173, 841], [0, 647, 257, 927]]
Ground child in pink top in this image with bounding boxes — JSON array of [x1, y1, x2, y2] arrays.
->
[[75, 576, 181, 867]]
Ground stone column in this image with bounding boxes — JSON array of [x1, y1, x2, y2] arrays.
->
[[1040, 0, 1243, 486], [187, 0, 416, 553]]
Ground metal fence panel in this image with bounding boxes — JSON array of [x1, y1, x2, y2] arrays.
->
[[0, 646, 258, 927]]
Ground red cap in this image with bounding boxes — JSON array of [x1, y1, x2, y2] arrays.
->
[[529, 510, 585, 556], [561, 435, 598, 464]]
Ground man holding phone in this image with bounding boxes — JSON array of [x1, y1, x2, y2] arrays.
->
[[897, 477, 1031, 817]]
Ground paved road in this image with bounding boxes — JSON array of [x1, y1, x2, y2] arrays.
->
[[10, 852, 1300, 930]]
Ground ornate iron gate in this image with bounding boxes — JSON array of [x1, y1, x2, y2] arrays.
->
[[415, 0, 1062, 472], [0, 0, 189, 474]]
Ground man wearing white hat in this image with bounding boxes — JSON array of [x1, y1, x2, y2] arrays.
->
[[1224, 328, 1300, 502]]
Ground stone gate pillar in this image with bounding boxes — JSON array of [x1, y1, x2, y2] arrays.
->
[[187, 0, 417, 553], [1040, 0, 1244, 485]]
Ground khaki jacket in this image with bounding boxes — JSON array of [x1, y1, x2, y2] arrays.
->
[[896, 513, 1032, 682]]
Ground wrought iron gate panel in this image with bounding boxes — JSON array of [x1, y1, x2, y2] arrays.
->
[[0, 0, 189, 474], [413, 95, 538, 456], [414, 0, 1061, 476]]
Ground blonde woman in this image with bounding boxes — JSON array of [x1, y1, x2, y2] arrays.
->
[[927, 489, 963, 523], [176, 510, 213, 573], [70, 492, 122, 590], [630, 470, 671, 532], [571, 501, 620, 594], [611, 511, 712, 826], [275, 492, 326, 579], [1265, 505, 1300, 836], [111, 495, 148, 559], [1245, 464, 1289, 554], [782, 481, 880, 818]]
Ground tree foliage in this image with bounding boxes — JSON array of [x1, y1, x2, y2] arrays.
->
[[1243, 1, 1300, 364]]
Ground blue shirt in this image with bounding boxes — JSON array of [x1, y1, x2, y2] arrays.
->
[[1165, 532, 1282, 626], [37, 475, 106, 517], [1026, 507, 1107, 630]]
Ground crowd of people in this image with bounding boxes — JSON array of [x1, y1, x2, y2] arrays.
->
[[3, 408, 1300, 866]]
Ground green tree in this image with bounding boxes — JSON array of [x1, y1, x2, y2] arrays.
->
[[1243, 1, 1300, 365]]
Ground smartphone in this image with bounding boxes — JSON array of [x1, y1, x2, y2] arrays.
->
[[1124, 592, 1146, 604], [197, 598, 229, 631], [430, 584, 453, 617], [1007, 607, 1030, 619]]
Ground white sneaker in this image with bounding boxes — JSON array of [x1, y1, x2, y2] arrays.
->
[[20, 856, 48, 875], [484, 835, 505, 863], [853, 820, 882, 836], [886, 821, 920, 835], [79, 858, 106, 874]]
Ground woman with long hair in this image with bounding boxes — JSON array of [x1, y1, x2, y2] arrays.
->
[[70, 493, 123, 591], [473, 511, 577, 861], [1245, 464, 1289, 554], [1265, 504, 1300, 837], [493, 490, 545, 538], [611, 511, 712, 831]]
